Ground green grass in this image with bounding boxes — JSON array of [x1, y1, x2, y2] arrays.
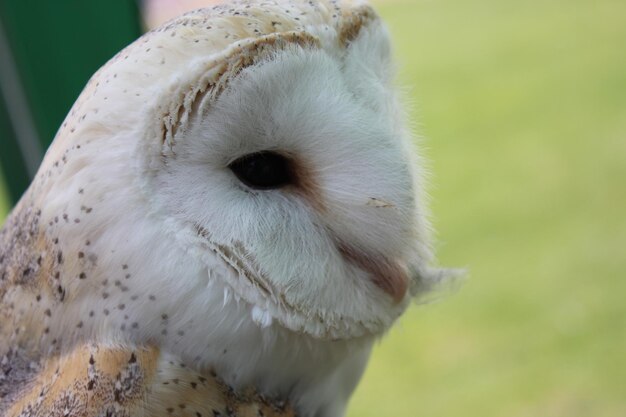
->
[[348, 0, 626, 416], [1, 0, 625, 415]]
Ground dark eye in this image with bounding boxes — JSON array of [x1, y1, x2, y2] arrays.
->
[[228, 151, 293, 190]]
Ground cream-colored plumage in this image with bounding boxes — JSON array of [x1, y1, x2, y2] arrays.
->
[[0, 1, 451, 416]]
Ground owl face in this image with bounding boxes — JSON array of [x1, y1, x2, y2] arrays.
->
[[143, 41, 434, 339], [35, 2, 443, 341]]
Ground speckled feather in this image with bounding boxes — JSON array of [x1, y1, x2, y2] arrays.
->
[[3, 343, 296, 417], [0, 0, 449, 415]]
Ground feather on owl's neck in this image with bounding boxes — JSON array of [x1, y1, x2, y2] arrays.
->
[[0, 195, 374, 417]]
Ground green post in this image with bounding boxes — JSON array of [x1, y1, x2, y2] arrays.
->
[[0, 1, 142, 204]]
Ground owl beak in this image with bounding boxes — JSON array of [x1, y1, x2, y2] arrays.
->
[[337, 243, 409, 303]]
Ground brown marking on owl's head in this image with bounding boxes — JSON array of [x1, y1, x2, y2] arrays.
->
[[338, 5, 378, 47], [278, 151, 327, 214], [159, 31, 321, 156], [337, 242, 409, 303]]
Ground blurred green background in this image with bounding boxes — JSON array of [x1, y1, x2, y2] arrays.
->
[[349, 0, 626, 416], [1, 0, 625, 416], [0, 1, 141, 201]]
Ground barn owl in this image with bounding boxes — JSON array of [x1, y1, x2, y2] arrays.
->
[[0, 0, 451, 416]]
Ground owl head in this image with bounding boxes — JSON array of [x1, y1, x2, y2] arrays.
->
[[35, 0, 450, 342]]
